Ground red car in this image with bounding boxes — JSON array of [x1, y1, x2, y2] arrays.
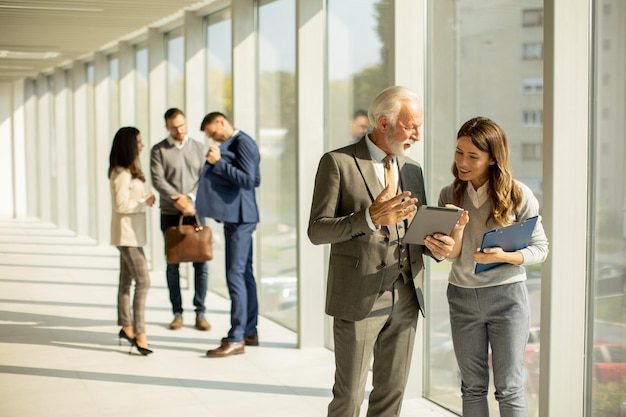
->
[[593, 342, 626, 384], [523, 329, 626, 386]]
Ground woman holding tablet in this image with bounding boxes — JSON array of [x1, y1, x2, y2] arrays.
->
[[437, 117, 549, 417]]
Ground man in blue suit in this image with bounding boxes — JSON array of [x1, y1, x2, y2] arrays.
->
[[196, 112, 261, 357]]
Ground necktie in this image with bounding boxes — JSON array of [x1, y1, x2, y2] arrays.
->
[[383, 155, 396, 198]]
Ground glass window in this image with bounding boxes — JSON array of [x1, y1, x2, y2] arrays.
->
[[166, 28, 185, 108], [523, 110, 543, 127], [522, 42, 543, 60], [257, 0, 297, 331], [522, 143, 542, 161], [522, 9, 543, 27], [326, 0, 391, 151], [427, 1, 544, 414], [206, 8, 232, 116], [522, 77, 543, 94], [589, 1, 626, 416]]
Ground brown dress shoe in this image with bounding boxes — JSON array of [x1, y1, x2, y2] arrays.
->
[[243, 335, 259, 346], [206, 340, 245, 357], [221, 335, 258, 346], [195, 315, 211, 331], [169, 314, 183, 330]]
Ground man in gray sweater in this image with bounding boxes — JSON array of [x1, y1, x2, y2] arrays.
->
[[151, 108, 210, 331]]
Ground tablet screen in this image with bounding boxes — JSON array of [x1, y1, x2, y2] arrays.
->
[[402, 205, 463, 245]]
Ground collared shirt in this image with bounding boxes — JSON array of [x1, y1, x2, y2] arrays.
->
[[467, 180, 489, 208], [365, 134, 399, 189], [167, 135, 189, 149], [364, 134, 398, 230]]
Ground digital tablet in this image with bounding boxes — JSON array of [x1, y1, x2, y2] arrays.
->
[[403, 205, 463, 245], [474, 216, 539, 273]]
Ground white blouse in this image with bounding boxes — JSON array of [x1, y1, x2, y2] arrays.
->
[[109, 167, 147, 247]]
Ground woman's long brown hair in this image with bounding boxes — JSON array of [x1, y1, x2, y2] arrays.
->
[[108, 126, 145, 182], [451, 117, 522, 227]]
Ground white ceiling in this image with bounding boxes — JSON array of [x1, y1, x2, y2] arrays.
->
[[0, 0, 212, 82]]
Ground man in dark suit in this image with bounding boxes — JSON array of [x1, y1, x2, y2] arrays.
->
[[196, 112, 261, 357], [308, 86, 460, 417]]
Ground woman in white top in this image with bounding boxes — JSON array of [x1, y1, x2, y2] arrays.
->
[[108, 127, 156, 355], [438, 117, 549, 417]]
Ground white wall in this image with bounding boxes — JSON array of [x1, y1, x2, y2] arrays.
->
[[0, 82, 14, 217]]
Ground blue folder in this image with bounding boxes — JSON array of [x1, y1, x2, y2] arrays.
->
[[474, 216, 539, 274]]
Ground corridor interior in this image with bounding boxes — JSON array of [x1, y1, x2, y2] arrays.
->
[[0, 218, 451, 417]]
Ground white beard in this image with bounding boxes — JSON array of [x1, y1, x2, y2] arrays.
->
[[384, 128, 411, 156]]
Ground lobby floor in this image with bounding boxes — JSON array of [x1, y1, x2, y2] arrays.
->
[[0, 218, 453, 417]]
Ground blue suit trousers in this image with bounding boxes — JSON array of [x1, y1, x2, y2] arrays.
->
[[224, 221, 259, 342]]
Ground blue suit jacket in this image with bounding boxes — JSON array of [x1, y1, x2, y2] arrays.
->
[[196, 131, 260, 223]]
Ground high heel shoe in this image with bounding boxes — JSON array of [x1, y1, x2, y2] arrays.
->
[[118, 328, 133, 346], [131, 338, 153, 356]]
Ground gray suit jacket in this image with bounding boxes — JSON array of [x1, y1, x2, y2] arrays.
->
[[308, 138, 429, 321]]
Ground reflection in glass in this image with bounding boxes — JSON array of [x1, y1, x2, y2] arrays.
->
[[590, 2, 626, 416], [427, 1, 543, 414], [166, 29, 185, 108], [327, 0, 390, 151], [206, 8, 232, 117], [257, 0, 297, 331]]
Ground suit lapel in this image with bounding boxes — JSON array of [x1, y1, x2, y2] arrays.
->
[[397, 155, 414, 194], [354, 138, 383, 201]]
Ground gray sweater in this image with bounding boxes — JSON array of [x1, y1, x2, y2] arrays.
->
[[150, 137, 206, 215], [438, 180, 549, 288]]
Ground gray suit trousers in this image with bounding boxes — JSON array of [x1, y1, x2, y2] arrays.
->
[[328, 277, 419, 417]]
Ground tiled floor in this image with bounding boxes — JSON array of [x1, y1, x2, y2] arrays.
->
[[0, 219, 454, 417]]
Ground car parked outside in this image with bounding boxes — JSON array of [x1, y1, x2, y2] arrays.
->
[[593, 341, 626, 384], [595, 264, 626, 297]]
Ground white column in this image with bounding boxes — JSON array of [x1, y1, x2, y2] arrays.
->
[[231, 0, 256, 132], [119, 41, 136, 126], [36, 74, 53, 223], [94, 53, 113, 244], [148, 27, 167, 271], [231, 0, 258, 301], [53, 68, 71, 231], [0, 82, 14, 217], [392, 0, 428, 398], [24, 79, 39, 219], [394, 0, 426, 164], [12, 79, 27, 218], [71, 61, 91, 237], [184, 10, 206, 134], [540, 0, 590, 415], [296, 0, 326, 348]]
